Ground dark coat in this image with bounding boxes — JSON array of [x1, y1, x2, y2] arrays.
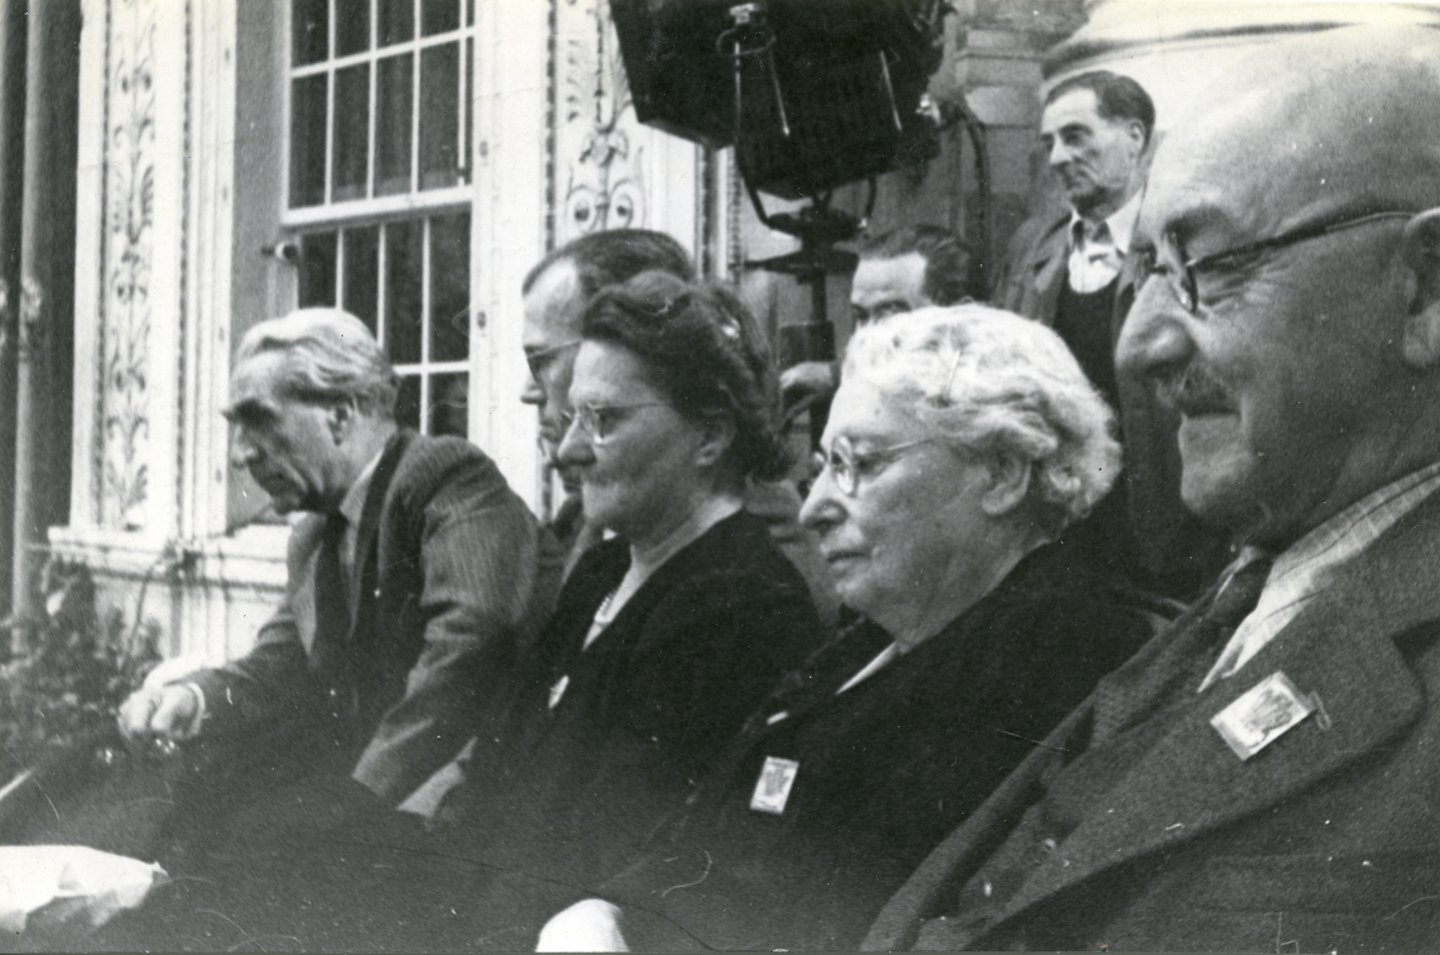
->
[[995, 211, 1229, 597], [598, 545, 1164, 951], [864, 489, 1440, 954], [445, 509, 827, 888], [190, 430, 558, 804]]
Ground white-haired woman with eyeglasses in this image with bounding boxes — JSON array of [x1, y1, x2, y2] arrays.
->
[[539, 304, 1166, 952]]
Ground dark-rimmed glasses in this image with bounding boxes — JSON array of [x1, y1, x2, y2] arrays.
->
[[1139, 210, 1414, 314], [562, 401, 667, 445], [811, 434, 935, 497]]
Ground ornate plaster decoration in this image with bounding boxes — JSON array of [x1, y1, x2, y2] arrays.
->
[[101, 0, 157, 530], [555, 0, 646, 243]]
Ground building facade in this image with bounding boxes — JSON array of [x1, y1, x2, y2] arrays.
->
[[40, 0, 1428, 665]]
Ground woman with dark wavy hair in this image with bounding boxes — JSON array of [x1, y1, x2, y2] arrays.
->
[[409, 270, 828, 947]]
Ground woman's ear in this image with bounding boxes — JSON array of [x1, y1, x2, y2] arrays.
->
[[1402, 209, 1440, 369], [693, 413, 738, 470], [979, 454, 1032, 517], [326, 397, 358, 444]]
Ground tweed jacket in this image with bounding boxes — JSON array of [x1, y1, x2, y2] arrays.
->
[[595, 546, 1162, 951], [996, 211, 1228, 595], [864, 486, 1440, 953], [189, 430, 558, 804]]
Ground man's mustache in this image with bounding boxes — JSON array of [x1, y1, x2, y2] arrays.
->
[[1153, 363, 1234, 414]]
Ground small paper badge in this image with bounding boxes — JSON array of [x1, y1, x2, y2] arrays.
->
[[750, 756, 801, 815], [1211, 670, 1316, 760]]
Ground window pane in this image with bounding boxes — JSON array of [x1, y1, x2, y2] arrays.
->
[[289, 74, 327, 208], [378, 0, 414, 46], [418, 44, 460, 191], [375, 53, 414, 197], [332, 64, 371, 202], [421, 0, 460, 36], [342, 225, 380, 333], [384, 220, 424, 365], [429, 212, 469, 362], [395, 375, 422, 432], [467, 0, 474, 26], [292, 0, 329, 66], [335, 0, 372, 57], [429, 373, 468, 437], [298, 231, 338, 307]]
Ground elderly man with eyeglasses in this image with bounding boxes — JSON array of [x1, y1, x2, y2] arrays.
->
[[864, 26, 1440, 953]]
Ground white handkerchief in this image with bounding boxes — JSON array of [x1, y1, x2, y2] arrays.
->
[[0, 845, 167, 935]]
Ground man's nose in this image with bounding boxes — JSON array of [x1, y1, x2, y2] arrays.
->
[[520, 375, 544, 407], [1117, 278, 1197, 384], [1047, 139, 1072, 169], [230, 432, 259, 471]]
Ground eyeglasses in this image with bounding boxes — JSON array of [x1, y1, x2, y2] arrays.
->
[[811, 434, 935, 497], [562, 401, 667, 445], [1138, 210, 1413, 314], [525, 339, 581, 381]]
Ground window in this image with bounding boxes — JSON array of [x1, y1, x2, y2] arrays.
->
[[284, 0, 476, 437]]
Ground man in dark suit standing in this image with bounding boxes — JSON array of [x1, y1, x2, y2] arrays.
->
[[866, 26, 1440, 953], [117, 308, 555, 833], [998, 71, 1225, 596]]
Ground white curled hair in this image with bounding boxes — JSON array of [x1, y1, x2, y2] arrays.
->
[[842, 304, 1121, 535], [236, 307, 399, 419]]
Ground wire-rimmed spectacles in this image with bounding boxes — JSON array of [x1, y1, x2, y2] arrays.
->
[[525, 339, 581, 382], [562, 401, 668, 445], [1138, 210, 1413, 314], [811, 434, 935, 497]]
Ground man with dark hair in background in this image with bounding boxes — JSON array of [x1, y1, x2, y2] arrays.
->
[[998, 69, 1226, 597], [780, 224, 978, 404], [522, 228, 837, 622]]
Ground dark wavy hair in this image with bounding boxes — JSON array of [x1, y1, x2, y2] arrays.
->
[[858, 224, 979, 306], [580, 271, 789, 482], [1045, 70, 1156, 148]]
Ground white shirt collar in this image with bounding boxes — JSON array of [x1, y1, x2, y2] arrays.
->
[[1069, 189, 1143, 256]]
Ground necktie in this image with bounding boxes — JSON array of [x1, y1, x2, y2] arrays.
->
[[310, 515, 353, 692], [1090, 552, 1274, 744]]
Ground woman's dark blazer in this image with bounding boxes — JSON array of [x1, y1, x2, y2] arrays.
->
[[445, 509, 827, 888], [598, 544, 1166, 951]]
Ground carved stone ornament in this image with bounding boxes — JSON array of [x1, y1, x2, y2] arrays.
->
[[101, 0, 157, 530], [555, 0, 647, 242]]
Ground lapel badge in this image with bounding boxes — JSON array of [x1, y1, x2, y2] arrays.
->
[[750, 756, 801, 815], [1211, 670, 1317, 760]]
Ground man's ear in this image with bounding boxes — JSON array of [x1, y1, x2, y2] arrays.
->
[[1400, 209, 1440, 368], [694, 413, 738, 470], [326, 397, 358, 444], [979, 454, 1032, 517]]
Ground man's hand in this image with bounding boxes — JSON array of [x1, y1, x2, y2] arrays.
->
[[536, 898, 629, 952], [117, 684, 201, 748]]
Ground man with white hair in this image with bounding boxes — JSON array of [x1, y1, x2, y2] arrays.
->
[[117, 308, 555, 834], [866, 27, 1440, 952]]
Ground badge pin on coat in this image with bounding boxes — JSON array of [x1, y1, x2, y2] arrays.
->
[[750, 756, 800, 815], [1211, 671, 1330, 760]]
